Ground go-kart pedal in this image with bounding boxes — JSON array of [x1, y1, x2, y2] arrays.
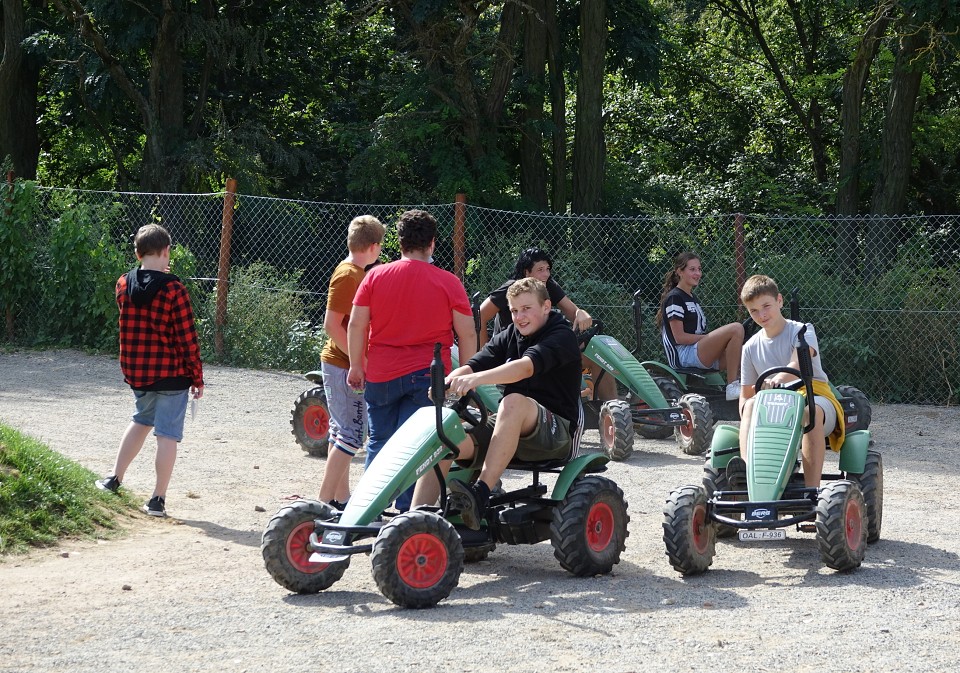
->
[[447, 479, 487, 530]]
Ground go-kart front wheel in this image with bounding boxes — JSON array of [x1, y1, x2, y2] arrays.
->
[[663, 484, 716, 575], [261, 499, 349, 593], [291, 387, 330, 457], [701, 462, 740, 538], [371, 510, 464, 609], [599, 400, 635, 461], [816, 480, 867, 572], [550, 476, 630, 576]]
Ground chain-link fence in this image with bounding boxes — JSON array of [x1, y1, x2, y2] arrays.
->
[[3, 183, 959, 404]]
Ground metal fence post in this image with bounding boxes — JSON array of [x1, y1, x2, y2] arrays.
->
[[454, 192, 467, 283], [214, 178, 237, 357]]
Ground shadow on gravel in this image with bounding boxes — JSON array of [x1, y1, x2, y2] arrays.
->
[[278, 560, 748, 618], [178, 518, 261, 547]]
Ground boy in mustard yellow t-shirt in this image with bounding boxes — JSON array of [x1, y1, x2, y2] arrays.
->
[[316, 216, 384, 509]]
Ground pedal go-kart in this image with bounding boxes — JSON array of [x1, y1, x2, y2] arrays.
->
[[468, 293, 687, 462], [262, 344, 630, 608], [636, 289, 873, 456], [662, 325, 882, 575]]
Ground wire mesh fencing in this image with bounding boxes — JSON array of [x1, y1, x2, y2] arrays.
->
[[3, 183, 958, 404]]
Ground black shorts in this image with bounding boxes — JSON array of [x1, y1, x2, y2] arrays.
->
[[458, 401, 572, 470]]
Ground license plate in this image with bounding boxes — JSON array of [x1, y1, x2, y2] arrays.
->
[[738, 529, 786, 541]]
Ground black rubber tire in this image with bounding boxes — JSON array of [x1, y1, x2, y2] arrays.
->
[[837, 384, 872, 431], [371, 510, 464, 609], [663, 484, 716, 575], [676, 393, 714, 456], [816, 480, 867, 572], [599, 400, 635, 461], [550, 475, 630, 576], [701, 462, 739, 538], [848, 450, 883, 543], [633, 376, 679, 439], [291, 387, 330, 457], [261, 499, 349, 593]]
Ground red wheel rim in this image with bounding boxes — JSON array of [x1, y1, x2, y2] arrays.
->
[[396, 533, 448, 589], [601, 414, 615, 449], [303, 405, 330, 440], [285, 521, 329, 574], [679, 408, 694, 439], [586, 502, 615, 552], [844, 497, 863, 550], [691, 503, 710, 554]]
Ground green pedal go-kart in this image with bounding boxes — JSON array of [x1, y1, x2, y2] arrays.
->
[[662, 325, 882, 575], [262, 344, 630, 609]]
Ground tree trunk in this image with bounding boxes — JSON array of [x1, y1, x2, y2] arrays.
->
[[519, 0, 548, 211], [0, 0, 42, 179], [141, 0, 186, 192], [545, 0, 565, 214], [571, 0, 606, 215], [834, 3, 893, 277], [865, 28, 928, 278]]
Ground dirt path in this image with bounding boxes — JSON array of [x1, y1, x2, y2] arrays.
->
[[1, 350, 958, 673]]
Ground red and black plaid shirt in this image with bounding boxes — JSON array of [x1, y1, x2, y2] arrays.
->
[[117, 273, 204, 390]]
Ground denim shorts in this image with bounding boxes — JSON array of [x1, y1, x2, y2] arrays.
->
[[321, 361, 366, 456], [132, 389, 189, 442], [677, 343, 718, 370]]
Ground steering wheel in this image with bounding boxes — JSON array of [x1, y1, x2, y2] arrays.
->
[[451, 388, 489, 430], [576, 318, 603, 349], [754, 366, 804, 392]]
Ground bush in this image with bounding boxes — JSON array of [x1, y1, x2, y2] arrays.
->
[[199, 261, 326, 370], [0, 181, 40, 343]]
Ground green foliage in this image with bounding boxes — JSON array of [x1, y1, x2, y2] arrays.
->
[[39, 192, 130, 350], [0, 423, 134, 555], [0, 181, 40, 341], [199, 262, 326, 370]]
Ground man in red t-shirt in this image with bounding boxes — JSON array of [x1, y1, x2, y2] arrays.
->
[[347, 209, 476, 510]]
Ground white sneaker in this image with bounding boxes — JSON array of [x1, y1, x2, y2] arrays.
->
[[725, 381, 741, 401]]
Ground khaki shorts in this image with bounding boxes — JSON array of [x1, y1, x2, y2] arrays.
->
[[458, 401, 573, 470]]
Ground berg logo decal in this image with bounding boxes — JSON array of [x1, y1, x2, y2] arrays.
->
[[324, 531, 344, 543], [751, 508, 773, 518]]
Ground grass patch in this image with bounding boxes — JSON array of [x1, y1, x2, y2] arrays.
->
[[0, 423, 137, 555]]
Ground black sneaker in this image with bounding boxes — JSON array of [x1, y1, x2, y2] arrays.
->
[[726, 456, 747, 491], [142, 496, 167, 518], [95, 475, 121, 493], [447, 480, 482, 530]]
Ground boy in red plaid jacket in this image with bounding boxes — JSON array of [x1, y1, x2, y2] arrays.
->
[[96, 224, 204, 517]]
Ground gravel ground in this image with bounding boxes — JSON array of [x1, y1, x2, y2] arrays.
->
[[0, 349, 958, 673]]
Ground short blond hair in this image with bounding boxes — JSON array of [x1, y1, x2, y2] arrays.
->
[[740, 274, 780, 303], [347, 215, 385, 252], [507, 277, 549, 304]]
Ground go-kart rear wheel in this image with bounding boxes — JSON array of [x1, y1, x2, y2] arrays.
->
[[599, 400, 635, 461], [663, 484, 716, 575], [816, 480, 867, 572], [261, 499, 349, 593], [550, 476, 629, 576], [291, 387, 330, 457], [632, 376, 678, 439], [371, 510, 464, 608], [702, 462, 740, 538], [675, 393, 714, 456], [836, 384, 872, 431], [848, 450, 883, 543]]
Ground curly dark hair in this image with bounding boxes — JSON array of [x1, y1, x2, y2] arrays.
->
[[397, 209, 437, 253], [510, 248, 553, 280]]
